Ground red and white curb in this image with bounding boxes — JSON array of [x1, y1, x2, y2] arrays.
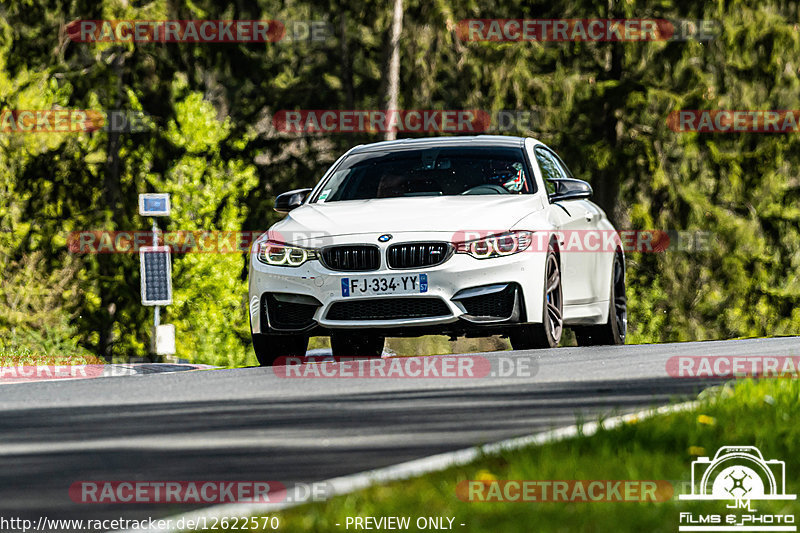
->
[[0, 363, 215, 384]]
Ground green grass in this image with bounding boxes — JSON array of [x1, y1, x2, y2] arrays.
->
[[0, 344, 104, 366], [228, 379, 800, 532]]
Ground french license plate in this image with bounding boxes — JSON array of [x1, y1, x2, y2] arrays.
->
[[341, 274, 428, 297]]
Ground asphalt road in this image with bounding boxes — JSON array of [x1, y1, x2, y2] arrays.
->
[[2, 337, 798, 529]]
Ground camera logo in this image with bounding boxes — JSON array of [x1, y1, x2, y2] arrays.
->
[[680, 446, 795, 504]]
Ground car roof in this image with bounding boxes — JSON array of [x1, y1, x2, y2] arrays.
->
[[348, 135, 527, 154]]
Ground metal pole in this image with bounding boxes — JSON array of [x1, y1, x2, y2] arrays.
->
[[152, 218, 159, 357], [153, 305, 160, 356]]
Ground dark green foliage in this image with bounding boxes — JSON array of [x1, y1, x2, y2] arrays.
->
[[0, 0, 797, 363]]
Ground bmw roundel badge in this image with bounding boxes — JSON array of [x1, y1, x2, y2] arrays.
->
[[378, 234, 393, 242]]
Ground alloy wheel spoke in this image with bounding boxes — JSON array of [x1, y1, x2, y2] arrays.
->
[[546, 270, 560, 294], [550, 318, 562, 337], [547, 301, 562, 323]]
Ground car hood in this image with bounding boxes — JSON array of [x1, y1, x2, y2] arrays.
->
[[268, 196, 545, 244]]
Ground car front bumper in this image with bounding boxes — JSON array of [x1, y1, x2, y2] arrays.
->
[[248, 232, 547, 336]]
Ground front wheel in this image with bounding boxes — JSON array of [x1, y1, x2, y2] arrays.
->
[[510, 243, 563, 350], [573, 252, 626, 346], [330, 331, 385, 358], [252, 333, 309, 366]]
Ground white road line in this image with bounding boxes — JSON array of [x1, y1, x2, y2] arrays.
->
[[0, 431, 528, 456], [116, 399, 699, 533]]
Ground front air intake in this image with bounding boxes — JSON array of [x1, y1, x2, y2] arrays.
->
[[387, 242, 451, 269], [326, 298, 451, 321], [320, 245, 381, 271]]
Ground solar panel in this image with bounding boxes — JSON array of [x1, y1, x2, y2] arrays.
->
[[140, 246, 172, 305]]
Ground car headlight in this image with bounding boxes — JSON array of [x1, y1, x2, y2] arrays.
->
[[256, 241, 317, 267], [455, 231, 533, 259]]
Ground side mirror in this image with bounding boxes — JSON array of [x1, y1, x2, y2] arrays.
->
[[274, 188, 312, 213], [548, 178, 592, 202]]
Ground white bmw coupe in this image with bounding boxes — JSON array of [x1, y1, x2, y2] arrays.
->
[[248, 136, 626, 365]]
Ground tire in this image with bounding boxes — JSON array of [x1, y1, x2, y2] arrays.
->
[[573, 252, 627, 346], [330, 331, 385, 358], [510, 242, 563, 350], [252, 333, 309, 366]]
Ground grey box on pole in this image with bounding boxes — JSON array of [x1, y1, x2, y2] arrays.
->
[[138, 193, 171, 217], [155, 324, 176, 355]]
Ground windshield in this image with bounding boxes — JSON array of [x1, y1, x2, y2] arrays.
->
[[312, 146, 534, 202]]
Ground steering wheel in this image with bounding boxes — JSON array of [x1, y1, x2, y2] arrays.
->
[[461, 184, 509, 195]]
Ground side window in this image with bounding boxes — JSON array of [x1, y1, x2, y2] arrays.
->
[[534, 147, 560, 195], [552, 153, 574, 180]]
